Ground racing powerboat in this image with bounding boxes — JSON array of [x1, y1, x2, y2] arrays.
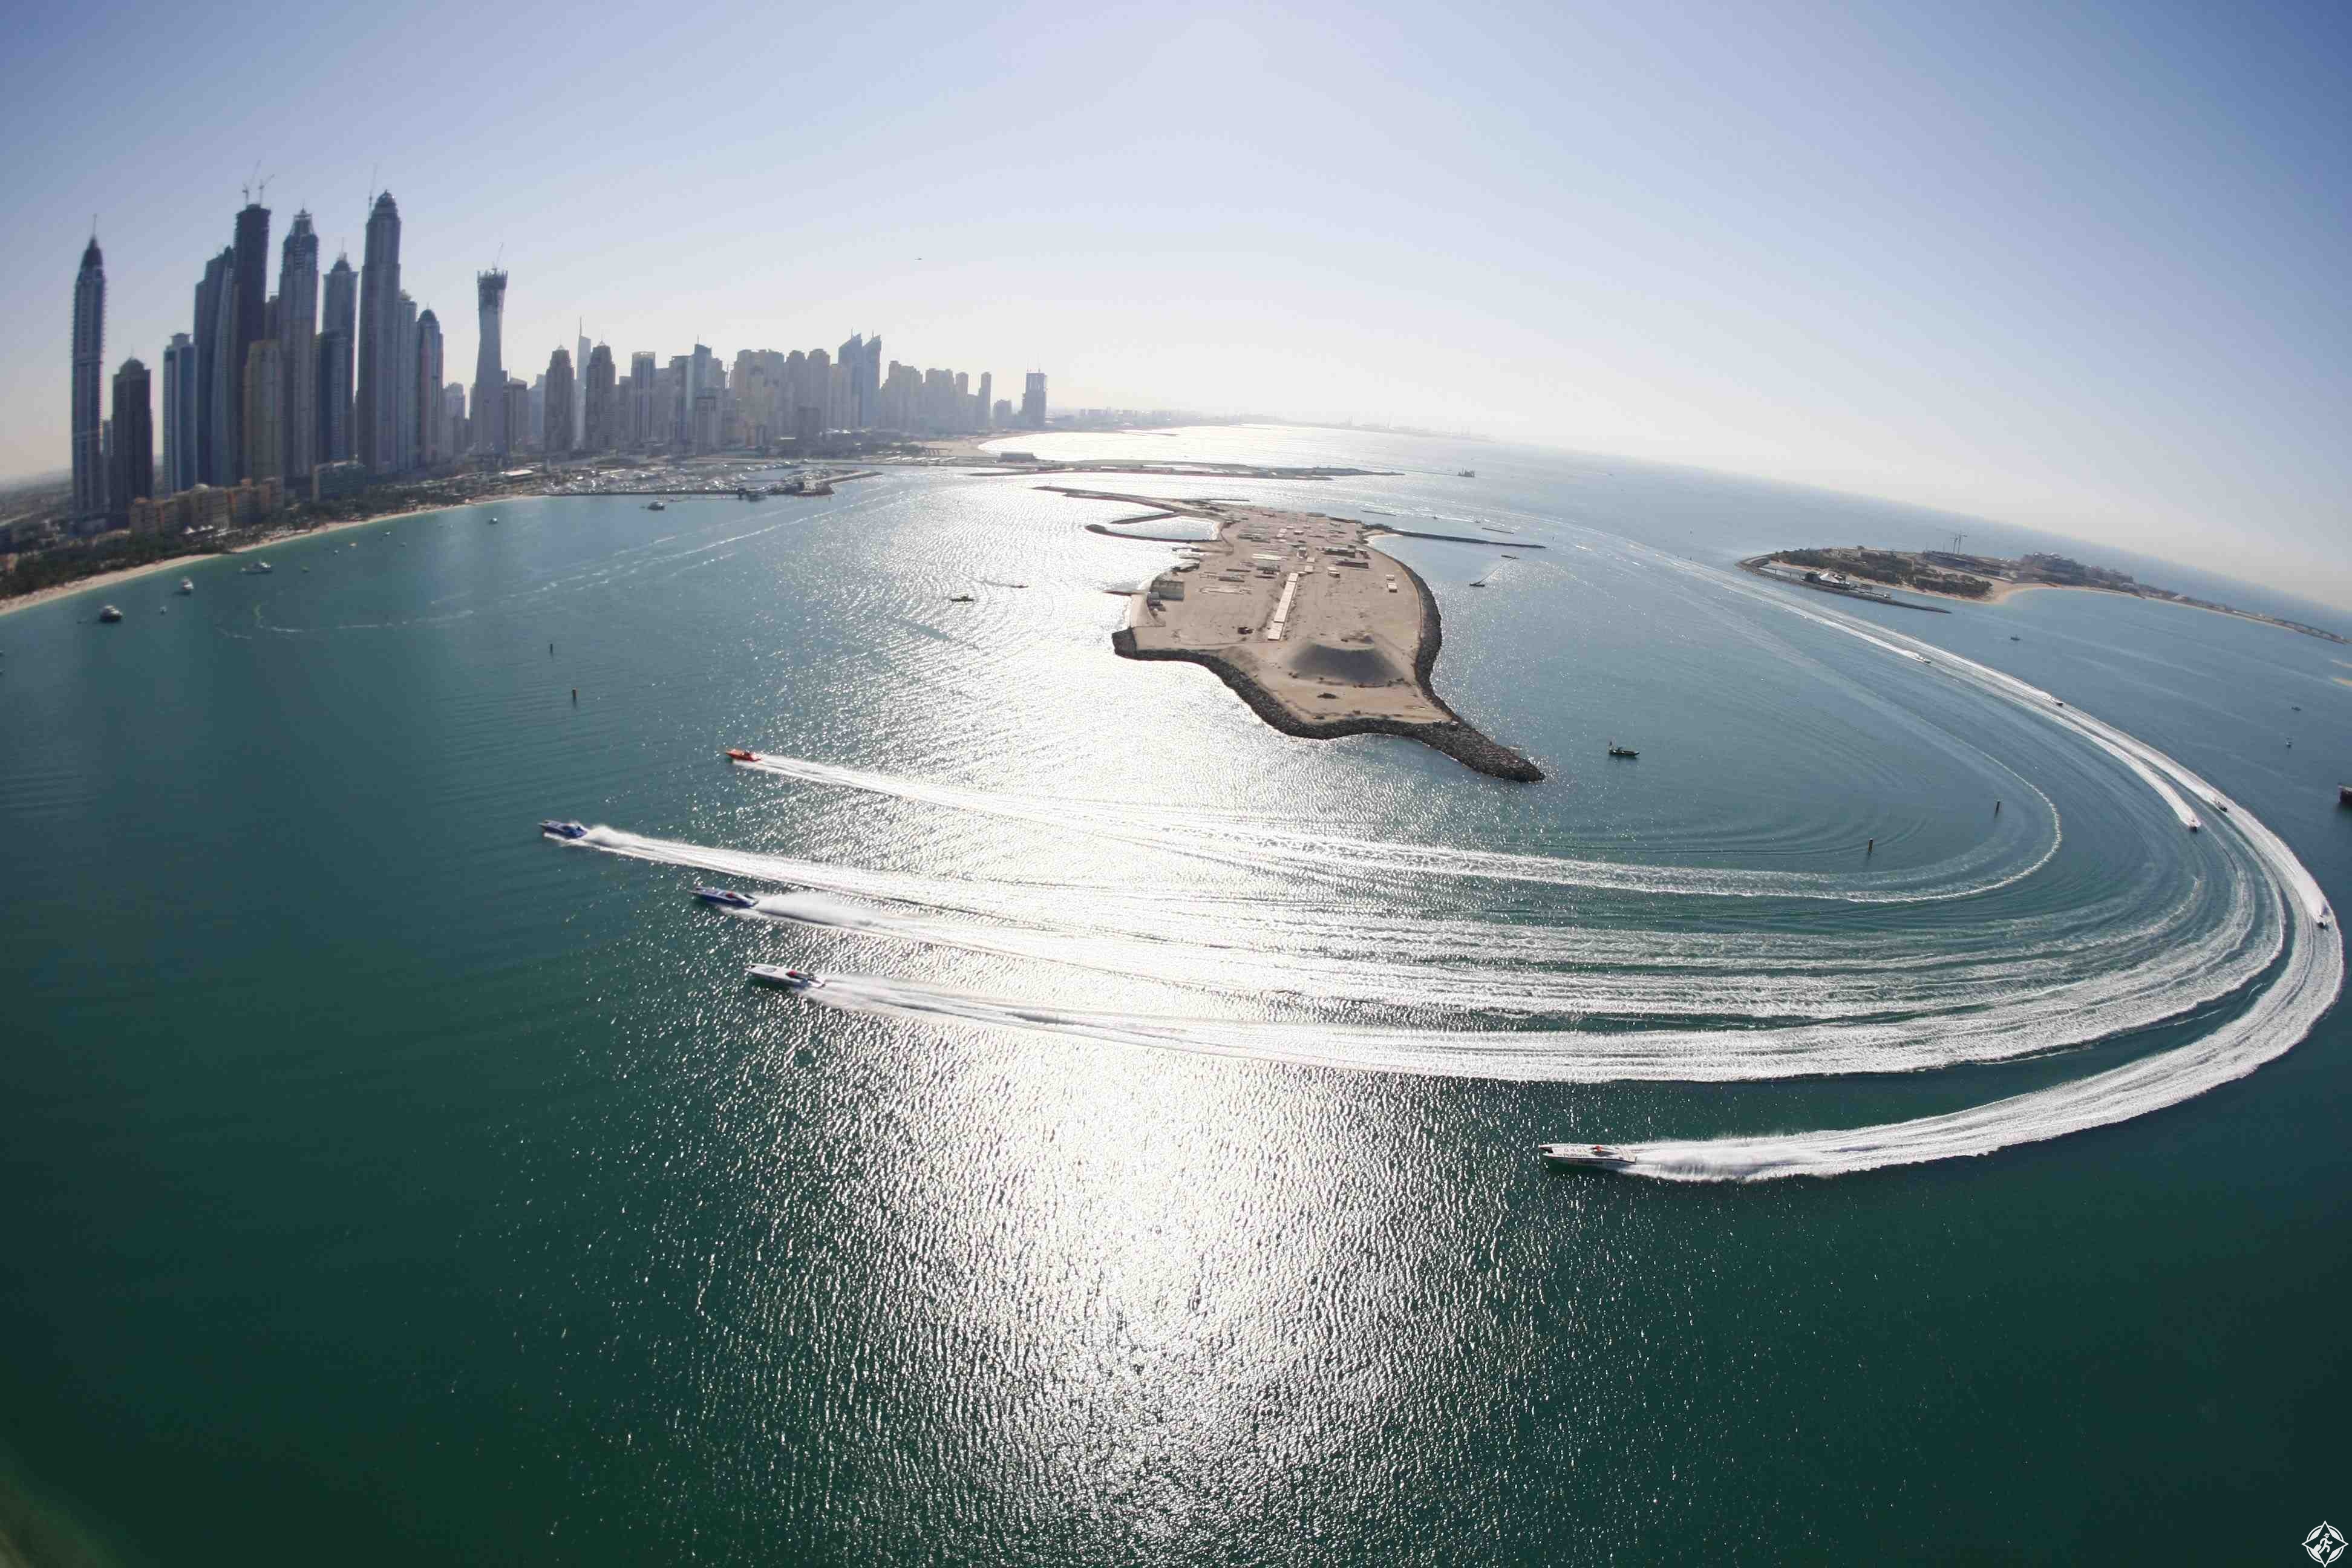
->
[[539, 820, 590, 840], [694, 887, 759, 910], [1539, 1143, 1636, 1171], [724, 748, 758, 762], [748, 965, 825, 991]]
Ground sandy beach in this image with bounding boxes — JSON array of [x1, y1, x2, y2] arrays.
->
[[0, 497, 529, 621]]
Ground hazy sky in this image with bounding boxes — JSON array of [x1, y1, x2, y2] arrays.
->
[[6, 0, 2347, 603]]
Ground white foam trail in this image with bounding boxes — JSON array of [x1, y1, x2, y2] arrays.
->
[[581, 826, 2233, 1024], [730, 752, 2062, 905], [1625, 811, 2340, 1180], [545, 541, 2343, 1181]]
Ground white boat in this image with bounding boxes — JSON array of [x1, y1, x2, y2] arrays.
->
[[1538, 1143, 1636, 1171], [97, 604, 123, 622], [241, 560, 272, 575], [177, 578, 195, 595], [748, 965, 825, 992]]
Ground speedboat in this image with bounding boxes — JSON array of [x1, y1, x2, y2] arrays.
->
[[241, 560, 272, 575], [539, 819, 590, 840], [694, 886, 759, 910], [97, 604, 123, 622], [177, 578, 195, 595], [724, 748, 759, 762], [748, 965, 825, 991], [1539, 1143, 1636, 1170]]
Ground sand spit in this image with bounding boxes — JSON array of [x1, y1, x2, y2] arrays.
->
[[1054, 486, 1542, 782]]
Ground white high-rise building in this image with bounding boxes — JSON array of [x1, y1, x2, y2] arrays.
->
[[472, 270, 508, 456]]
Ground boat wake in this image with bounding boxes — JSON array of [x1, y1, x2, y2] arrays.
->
[[546, 559, 2341, 1181]]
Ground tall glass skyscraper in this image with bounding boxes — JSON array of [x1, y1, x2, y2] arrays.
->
[[319, 255, 356, 463], [161, 333, 197, 493], [229, 201, 270, 479], [70, 237, 105, 521], [355, 192, 402, 472], [276, 211, 319, 480], [472, 270, 508, 457]]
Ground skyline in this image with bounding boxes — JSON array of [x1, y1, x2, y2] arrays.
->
[[4, 0, 2347, 603]]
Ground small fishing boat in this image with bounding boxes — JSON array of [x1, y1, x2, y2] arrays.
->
[[946, 593, 976, 603], [1607, 742, 1638, 759], [646, 500, 667, 512]]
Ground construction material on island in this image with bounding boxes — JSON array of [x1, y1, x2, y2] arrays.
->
[[1051, 486, 1544, 782]]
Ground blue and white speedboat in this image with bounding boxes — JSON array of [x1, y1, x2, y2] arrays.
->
[[694, 887, 759, 910], [1538, 1143, 1636, 1171], [748, 965, 824, 991], [539, 820, 590, 840]]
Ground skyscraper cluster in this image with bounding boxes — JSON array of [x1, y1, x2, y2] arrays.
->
[[65, 188, 1046, 530], [65, 188, 449, 531]]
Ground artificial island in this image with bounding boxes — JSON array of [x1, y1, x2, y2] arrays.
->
[[1056, 486, 1545, 782]]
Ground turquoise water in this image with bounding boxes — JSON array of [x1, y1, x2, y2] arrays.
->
[[1, 430, 2346, 1562]]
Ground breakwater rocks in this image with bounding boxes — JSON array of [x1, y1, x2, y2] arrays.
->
[[1111, 557, 1545, 783]]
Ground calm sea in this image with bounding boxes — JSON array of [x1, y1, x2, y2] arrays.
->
[[1, 428, 2345, 1564]]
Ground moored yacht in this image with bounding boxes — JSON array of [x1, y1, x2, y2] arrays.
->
[[177, 577, 195, 595], [97, 604, 123, 622]]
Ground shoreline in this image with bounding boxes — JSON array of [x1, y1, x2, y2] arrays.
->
[[0, 497, 530, 621], [1746, 550, 2347, 641]]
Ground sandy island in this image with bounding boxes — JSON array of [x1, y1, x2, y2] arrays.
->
[[1059, 487, 1543, 782]]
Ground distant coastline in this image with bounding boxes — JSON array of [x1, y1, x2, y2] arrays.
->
[[1745, 546, 2347, 644]]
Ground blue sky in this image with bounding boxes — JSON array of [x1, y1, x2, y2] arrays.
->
[[6, 0, 2347, 604]]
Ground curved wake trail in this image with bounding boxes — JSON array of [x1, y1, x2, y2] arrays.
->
[[547, 543, 2342, 1181], [1623, 808, 2341, 1180], [729, 753, 2062, 905]]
